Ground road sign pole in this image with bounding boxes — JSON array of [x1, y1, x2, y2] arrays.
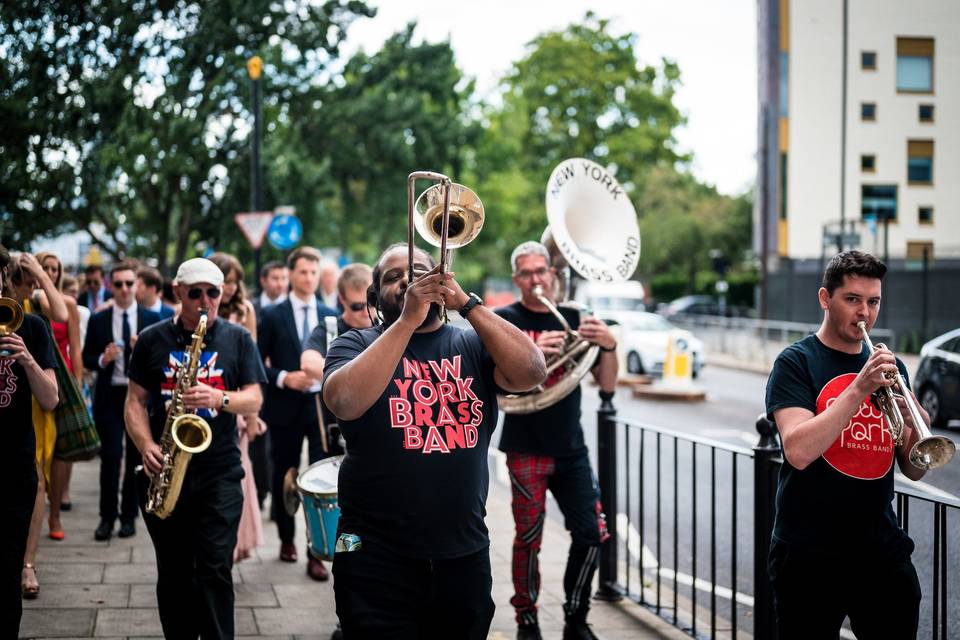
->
[[248, 56, 264, 281]]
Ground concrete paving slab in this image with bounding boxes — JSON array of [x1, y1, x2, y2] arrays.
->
[[22, 584, 129, 609], [20, 608, 96, 637], [36, 544, 133, 564], [93, 608, 257, 636], [253, 606, 340, 635], [272, 583, 335, 609], [35, 563, 105, 584], [102, 562, 157, 584]]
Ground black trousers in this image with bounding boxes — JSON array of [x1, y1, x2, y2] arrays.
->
[[139, 467, 243, 640], [249, 430, 271, 507], [269, 413, 325, 544], [96, 385, 141, 524], [1, 462, 37, 639], [769, 539, 921, 640], [333, 542, 495, 640]]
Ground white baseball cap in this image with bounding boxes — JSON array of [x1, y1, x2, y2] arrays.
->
[[175, 258, 224, 287]]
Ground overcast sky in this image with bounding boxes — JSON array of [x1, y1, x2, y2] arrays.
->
[[342, 0, 758, 196]]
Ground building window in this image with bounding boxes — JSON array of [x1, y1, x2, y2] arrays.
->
[[906, 241, 934, 262], [861, 184, 897, 222], [861, 154, 876, 172], [919, 104, 934, 122], [918, 206, 933, 224], [861, 51, 877, 70], [779, 153, 788, 220], [897, 37, 934, 93], [907, 140, 934, 185], [861, 102, 876, 121]]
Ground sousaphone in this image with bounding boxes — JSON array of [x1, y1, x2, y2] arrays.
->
[[499, 158, 640, 414]]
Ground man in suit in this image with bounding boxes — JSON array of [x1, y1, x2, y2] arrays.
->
[[82, 261, 162, 540], [78, 264, 112, 311], [250, 260, 289, 509], [252, 260, 289, 319], [258, 246, 337, 580], [318, 259, 340, 311], [135, 266, 176, 320]]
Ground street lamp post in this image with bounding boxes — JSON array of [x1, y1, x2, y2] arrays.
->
[[247, 55, 264, 280]]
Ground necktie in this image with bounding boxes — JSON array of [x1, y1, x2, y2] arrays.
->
[[301, 305, 311, 349], [122, 310, 132, 372]]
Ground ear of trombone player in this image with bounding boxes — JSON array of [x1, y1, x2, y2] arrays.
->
[[765, 250, 950, 640]]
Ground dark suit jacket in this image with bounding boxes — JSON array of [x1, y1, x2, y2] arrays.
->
[[157, 303, 175, 320], [82, 306, 162, 411], [78, 288, 113, 310], [258, 297, 338, 427]]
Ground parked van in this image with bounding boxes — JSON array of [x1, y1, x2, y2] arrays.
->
[[572, 280, 646, 315]]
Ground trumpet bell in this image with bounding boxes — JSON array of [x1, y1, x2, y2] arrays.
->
[[0, 297, 24, 357], [414, 183, 484, 250], [910, 436, 957, 471]]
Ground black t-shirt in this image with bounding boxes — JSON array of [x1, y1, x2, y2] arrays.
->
[[496, 301, 586, 456], [766, 334, 910, 555], [323, 323, 498, 559], [128, 317, 267, 473], [1, 314, 57, 469]]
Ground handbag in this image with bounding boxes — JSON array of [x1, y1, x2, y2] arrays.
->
[[46, 323, 101, 461]]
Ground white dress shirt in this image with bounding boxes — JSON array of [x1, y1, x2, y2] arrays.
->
[[277, 293, 322, 392], [259, 291, 287, 309], [103, 301, 138, 386]]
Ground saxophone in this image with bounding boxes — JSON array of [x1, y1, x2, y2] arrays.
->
[[145, 311, 213, 519]]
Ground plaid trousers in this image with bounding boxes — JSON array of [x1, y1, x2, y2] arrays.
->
[[506, 451, 610, 625]]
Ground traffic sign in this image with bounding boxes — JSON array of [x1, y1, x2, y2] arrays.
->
[[268, 207, 303, 250], [234, 212, 274, 249]]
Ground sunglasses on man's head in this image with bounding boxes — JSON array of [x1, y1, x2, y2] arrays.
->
[[113, 280, 135, 289], [346, 302, 367, 312], [187, 287, 221, 300]]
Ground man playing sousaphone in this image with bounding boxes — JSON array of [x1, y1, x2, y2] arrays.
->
[[323, 242, 546, 638], [497, 240, 618, 640]]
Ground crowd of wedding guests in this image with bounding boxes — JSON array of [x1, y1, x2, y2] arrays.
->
[[1, 246, 358, 616]]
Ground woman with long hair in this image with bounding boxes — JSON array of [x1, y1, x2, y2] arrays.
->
[[208, 252, 264, 561], [6, 252, 68, 599], [36, 252, 85, 539]]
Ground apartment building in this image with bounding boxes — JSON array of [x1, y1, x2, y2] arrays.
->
[[757, 0, 959, 262]]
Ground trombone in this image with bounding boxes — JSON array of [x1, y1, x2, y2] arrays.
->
[[406, 171, 484, 318], [858, 321, 955, 470]]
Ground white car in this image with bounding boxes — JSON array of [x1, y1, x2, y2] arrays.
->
[[608, 311, 705, 378]]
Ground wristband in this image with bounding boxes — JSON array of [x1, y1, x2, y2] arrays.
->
[[600, 342, 617, 353]]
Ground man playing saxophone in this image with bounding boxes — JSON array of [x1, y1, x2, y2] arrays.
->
[[765, 251, 926, 639], [125, 258, 267, 639]]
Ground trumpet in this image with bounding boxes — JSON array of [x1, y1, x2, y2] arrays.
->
[[858, 321, 955, 470], [406, 171, 484, 320], [0, 297, 25, 357]]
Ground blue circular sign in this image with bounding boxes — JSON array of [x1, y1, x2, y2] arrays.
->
[[268, 213, 303, 250]]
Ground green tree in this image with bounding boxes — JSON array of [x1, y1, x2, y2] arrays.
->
[[292, 24, 479, 266], [0, 0, 373, 272], [467, 12, 687, 280]]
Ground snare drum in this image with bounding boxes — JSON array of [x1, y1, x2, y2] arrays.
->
[[297, 455, 343, 561]]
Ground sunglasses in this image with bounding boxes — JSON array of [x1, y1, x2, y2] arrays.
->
[[346, 302, 368, 312], [187, 287, 221, 300], [113, 280, 135, 289]]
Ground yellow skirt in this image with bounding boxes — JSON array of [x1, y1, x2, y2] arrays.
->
[[33, 397, 57, 486]]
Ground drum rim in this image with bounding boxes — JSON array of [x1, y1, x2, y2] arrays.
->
[[297, 455, 343, 498]]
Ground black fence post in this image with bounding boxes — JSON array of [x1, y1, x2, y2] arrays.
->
[[595, 389, 622, 601], [754, 414, 780, 640]]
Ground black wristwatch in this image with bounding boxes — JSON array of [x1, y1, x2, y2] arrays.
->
[[459, 293, 483, 318]]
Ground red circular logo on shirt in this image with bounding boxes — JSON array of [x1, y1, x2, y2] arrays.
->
[[817, 373, 894, 480]]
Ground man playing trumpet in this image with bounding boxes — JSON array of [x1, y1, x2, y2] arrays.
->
[[765, 251, 927, 639]]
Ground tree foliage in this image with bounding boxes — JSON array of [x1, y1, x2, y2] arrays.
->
[[1, 0, 373, 272]]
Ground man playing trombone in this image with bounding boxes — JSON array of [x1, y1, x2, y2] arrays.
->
[[323, 243, 545, 639], [765, 251, 928, 639]]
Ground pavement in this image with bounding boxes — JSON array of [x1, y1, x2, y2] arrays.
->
[[19, 454, 686, 640]]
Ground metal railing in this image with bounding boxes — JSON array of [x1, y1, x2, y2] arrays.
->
[[595, 395, 957, 639], [666, 314, 895, 371]]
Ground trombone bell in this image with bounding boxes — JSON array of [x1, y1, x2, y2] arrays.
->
[[414, 182, 484, 251], [0, 297, 25, 357]]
